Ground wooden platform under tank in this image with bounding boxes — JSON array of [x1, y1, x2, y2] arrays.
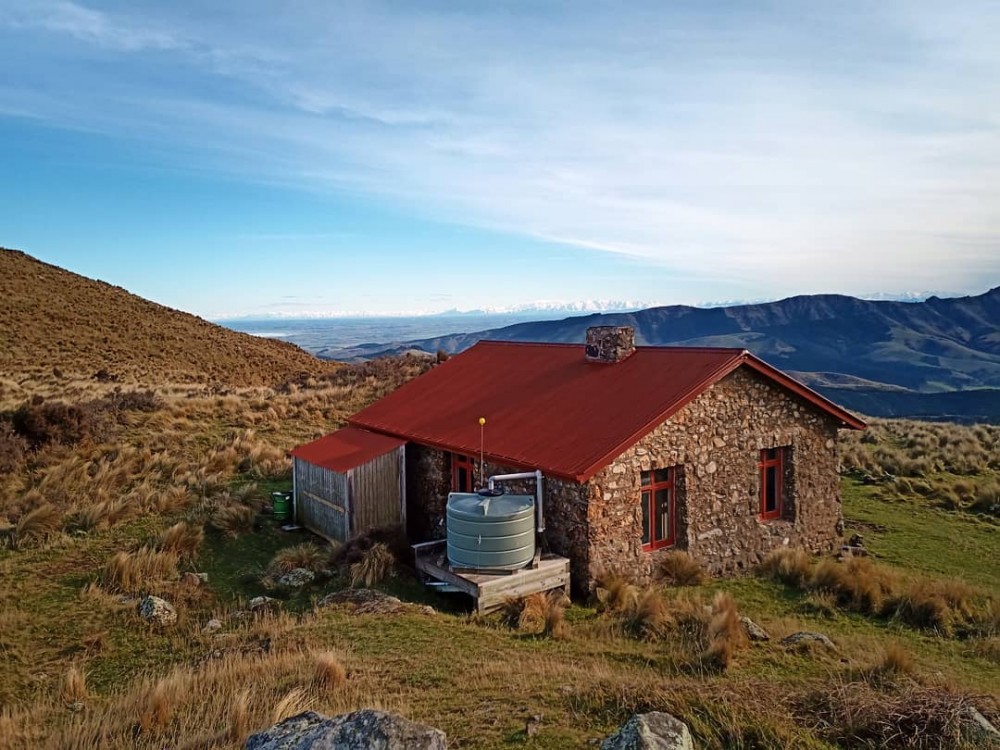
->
[[412, 539, 571, 614]]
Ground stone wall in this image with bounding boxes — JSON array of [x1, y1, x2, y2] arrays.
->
[[585, 366, 844, 584]]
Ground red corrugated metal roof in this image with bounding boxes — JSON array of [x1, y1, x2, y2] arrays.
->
[[291, 426, 404, 473], [348, 341, 864, 483]]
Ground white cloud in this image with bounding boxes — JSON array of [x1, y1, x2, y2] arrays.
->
[[1, 0, 998, 298]]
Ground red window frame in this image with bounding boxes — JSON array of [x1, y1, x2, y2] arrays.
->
[[451, 453, 476, 493], [641, 467, 675, 551], [759, 447, 784, 520]]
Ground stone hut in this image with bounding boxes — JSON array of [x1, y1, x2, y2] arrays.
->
[[295, 327, 865, 589]]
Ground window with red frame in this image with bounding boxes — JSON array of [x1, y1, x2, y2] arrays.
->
[[759, 447, 786, 519], [641, 467, 675, 550], [451, 453, 476, 493]]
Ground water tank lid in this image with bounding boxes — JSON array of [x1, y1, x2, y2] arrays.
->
[[448, 493, 533, 518]]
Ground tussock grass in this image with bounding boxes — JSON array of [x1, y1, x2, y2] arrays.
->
[[348, 543, 395, 588], [11, 503, 61, 548], [501, 591, 570, 638], [208, 504, 256, 538], [758, 552, 997, 638], [313, 652, 347, 691], [157, 522, 204, 561], [593, 572, 639, 614], [656, 550, 708, 586], [61, 665, 88, 704], [758, 547, 813, 588], [796, 682, 984, 749], [267, 543, 329, 577], [100, 547, 179, 593]]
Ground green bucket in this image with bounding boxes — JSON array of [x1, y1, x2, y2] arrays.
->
[[271, 492, 291, 522]]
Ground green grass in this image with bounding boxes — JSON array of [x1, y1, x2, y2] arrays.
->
[[841, 477, 1000, 587]]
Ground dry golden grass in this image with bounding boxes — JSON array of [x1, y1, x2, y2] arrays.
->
[[61, 665, 88, 704], [313, 652, 348, 692], [11, 502, 61, 549], [0, 248, 339, 393], [209, 504, 257, 539], [500, 591, 570, 638], [593, 572, 640, 614], [267, 542, 329, 577], [100, 547, 180, 593], [656, 550, 708, 586], [349, 543, 395, 588], [157, 522, 204, 561], [758, 547, 813, 588]]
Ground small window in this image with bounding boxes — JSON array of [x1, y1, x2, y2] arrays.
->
[[759, 447, 786, 520], [451, 453, 476, 493], [641, 467, 676, 550]]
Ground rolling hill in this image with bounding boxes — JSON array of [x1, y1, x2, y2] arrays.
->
[[334, 289, 1000, 422], [0, 248, 335, 391]]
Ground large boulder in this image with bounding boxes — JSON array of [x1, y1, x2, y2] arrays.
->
[[601, 712, 693, 750], [137, 595, 177, 626], [245, 709, 446, 750]]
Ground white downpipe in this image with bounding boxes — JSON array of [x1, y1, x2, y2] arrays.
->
[[487, 470, 545, 533]]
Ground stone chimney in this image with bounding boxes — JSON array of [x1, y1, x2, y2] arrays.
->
[[585, 326, 635, 364]]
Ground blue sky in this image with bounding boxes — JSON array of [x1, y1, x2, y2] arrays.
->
[[1, 1, 998, 318]]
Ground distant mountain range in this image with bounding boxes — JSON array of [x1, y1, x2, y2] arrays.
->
[[331, 289, 1000, 423]]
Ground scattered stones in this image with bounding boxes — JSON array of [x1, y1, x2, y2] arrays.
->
[[182, 572, 203, 587], [739, 616, 770, 642], [195, 572, 209, 583], [248, 596, 278, 613], [318, 588, 435, 616], [781, 631, 835, 650], [138, 596, 177, 626], [67, 702, 85, 713], [202, 618, 223, 633], [601, 711, 694, 750], [245, 709, 447, 750], [278, 567, 316, 588]]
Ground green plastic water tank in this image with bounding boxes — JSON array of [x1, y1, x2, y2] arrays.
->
[[446, 492, 535, 571]]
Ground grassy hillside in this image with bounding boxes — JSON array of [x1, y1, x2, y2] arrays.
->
[[0, 364, 997, 747], [0, 249, 336, 403]]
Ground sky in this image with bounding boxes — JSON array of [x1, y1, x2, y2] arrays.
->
[[1, 1, 998, 318]]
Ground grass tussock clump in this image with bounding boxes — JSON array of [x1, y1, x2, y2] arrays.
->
[[758, 551, 996, 638], [11, 502, 62, 549], [797, 682, 986, 750], [312, 652, 348, 691], [208, 504, 256, 538], [267, 542, 329, 577], [702, 592, 748, 671], [593, 572, 639, 614], [349, 543, 395, 588], [61, 665, 88, 704], [501, 591, 570, 638], [758, 547, 813, 588], [656, 551, 708, 586], [156, 521, 204, 561], [100, 547, 179, 593]]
